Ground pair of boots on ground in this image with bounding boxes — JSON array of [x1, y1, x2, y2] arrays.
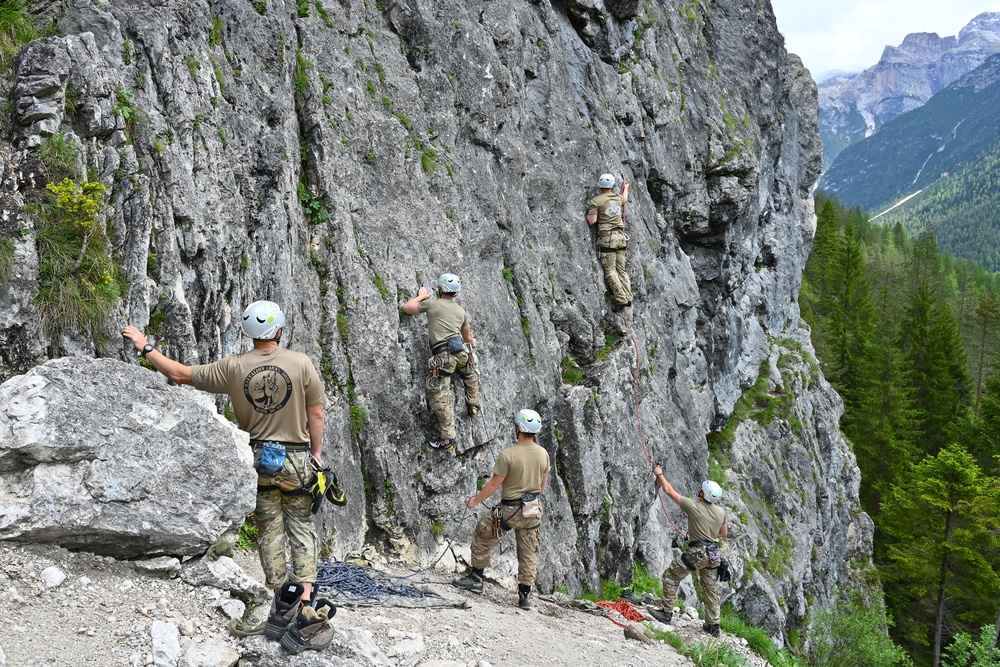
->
[[266, 581, 336, 653], [646, 605, 721, 637], [454, 568, 533, 609]]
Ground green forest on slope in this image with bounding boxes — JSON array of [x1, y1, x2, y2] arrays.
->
[[877, 149, 1000, 271], [802, 194, 1000, 666]]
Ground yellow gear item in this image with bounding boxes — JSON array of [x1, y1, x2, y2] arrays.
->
[[310, 468, 347, 514]]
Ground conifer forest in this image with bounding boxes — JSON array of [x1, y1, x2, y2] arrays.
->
[[802, 193, 1000, 666]]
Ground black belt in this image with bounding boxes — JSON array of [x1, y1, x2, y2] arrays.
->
[[687, 540, 714, 548], [249, 440, 310, 451], [500, 499, 523, 506]]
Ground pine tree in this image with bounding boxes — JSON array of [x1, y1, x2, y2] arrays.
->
[[879, 444, 1000, 667]]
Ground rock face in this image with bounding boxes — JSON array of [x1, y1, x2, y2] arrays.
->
[[0, 358, 256, 558], [0, 0, 866, 642], [819, 12, 1000, 168]]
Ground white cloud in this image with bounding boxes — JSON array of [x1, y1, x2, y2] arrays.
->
[[769, 0, 1000, 80]]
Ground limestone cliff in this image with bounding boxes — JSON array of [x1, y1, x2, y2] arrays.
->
[[0, 0, 869, 642]]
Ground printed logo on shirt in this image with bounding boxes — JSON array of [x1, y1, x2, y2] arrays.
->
[[244, 365, 293, 414], [604, 202, 621, 218]]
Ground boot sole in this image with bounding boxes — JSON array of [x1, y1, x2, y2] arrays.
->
[[280, 631, 333, 654]]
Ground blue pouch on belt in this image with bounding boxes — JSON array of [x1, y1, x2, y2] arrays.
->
[[256, 441, 287, 476], [446, 335, 465, 354]]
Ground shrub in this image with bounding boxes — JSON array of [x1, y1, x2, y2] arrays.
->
[[33, 178, 123, 339], [421, 147, 437, 172], [561, 355, 583, 385], [0, 0, 46, 71], [235, 517, 258, 550], [350, 404, 368, 435], [807, 590, 911, 667]]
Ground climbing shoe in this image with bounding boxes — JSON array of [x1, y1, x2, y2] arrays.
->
[[453, 572, 484, 594], [429, 438, 455, 452], [517, 584, 532, 609], [646, 605, 673, 625], [264, 582, 306, 640], [467, 404, 480, 417], [703, 623, 721, 637], [280, 599, 336, 654]]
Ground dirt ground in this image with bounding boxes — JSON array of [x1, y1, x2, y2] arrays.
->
[[0, 541, 768, 667]]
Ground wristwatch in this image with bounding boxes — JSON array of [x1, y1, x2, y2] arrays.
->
[[140, 344, 155, 358]]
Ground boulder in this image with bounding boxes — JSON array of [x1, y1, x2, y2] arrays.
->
[[0, 357, 256, 558]]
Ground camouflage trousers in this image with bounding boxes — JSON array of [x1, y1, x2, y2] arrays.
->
[[598, 247, 632, 306], [426, 348, 480, 440], [253, 448, 318, 589], [660, 546, 721, 624], [470, 503, 542, 586]]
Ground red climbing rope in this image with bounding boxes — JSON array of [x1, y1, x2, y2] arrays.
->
[[597, 599, 647, 628], [622, 310, 688, 539]]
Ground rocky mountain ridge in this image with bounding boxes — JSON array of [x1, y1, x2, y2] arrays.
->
[[819, 51, 1000, 212], [0, 0, 868, 648], [818, 11, 1000, 169]]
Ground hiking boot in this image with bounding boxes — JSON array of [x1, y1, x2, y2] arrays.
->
[[264, 582, 306, 640], [467, 404, 480, 417], [646, 605, 672, 625], [429, 438, 455, 452], [518, 585, 532, 610], [703, 623, 721, 637], [453, 573, 484, 594], [280, 599, 336, 654]]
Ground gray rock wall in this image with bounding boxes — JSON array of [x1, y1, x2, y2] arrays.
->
[[0, 0, 869, 640]]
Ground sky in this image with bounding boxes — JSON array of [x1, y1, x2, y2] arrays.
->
[[769, 0, 1000, 81]]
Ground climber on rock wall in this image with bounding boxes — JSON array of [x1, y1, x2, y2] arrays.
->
[[402, 273, 480, 452], [587, 172, 633, 312]]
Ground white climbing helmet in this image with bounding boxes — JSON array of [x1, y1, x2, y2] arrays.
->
[[515, 409, 542, 434], [598, 173, 616, 189], [438, 273, 461, 294], [242, 300, 286, 340], [701, 480, 723, 504]]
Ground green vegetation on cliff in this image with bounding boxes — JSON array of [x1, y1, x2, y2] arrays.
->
[[803, 194, 1000, 665]]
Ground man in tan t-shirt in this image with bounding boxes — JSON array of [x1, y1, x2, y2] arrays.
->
[[647, 464, 728, 637], [402, 273, 480, 451], [453, 409, 549, 609], [123, 300, 335, 652], [587, 172, 633, 311]]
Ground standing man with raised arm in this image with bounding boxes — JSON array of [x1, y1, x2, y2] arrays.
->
[[402, 273, 480, 452], [122, 300, 335, 654], [587, 172, 633, 312], [647, 465, 728, 637], [453, 409, 549, 609]]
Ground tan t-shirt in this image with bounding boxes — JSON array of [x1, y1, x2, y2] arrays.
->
[[587, 192, 626, 234], [494, 441, 550, 500], [190, 347, 324, 443], [677, 495, 727, 543], [417, 296, 469, 349]]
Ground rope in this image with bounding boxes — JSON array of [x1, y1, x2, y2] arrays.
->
[[315, 560, 441, 602], [597, 598, 647, 627], [621, 310, 687, 540]]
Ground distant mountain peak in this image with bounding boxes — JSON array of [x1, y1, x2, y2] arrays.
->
[[818, 12, 1000, 169]]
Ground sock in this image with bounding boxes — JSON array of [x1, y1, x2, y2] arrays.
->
[[472, 568, 485, 580]]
